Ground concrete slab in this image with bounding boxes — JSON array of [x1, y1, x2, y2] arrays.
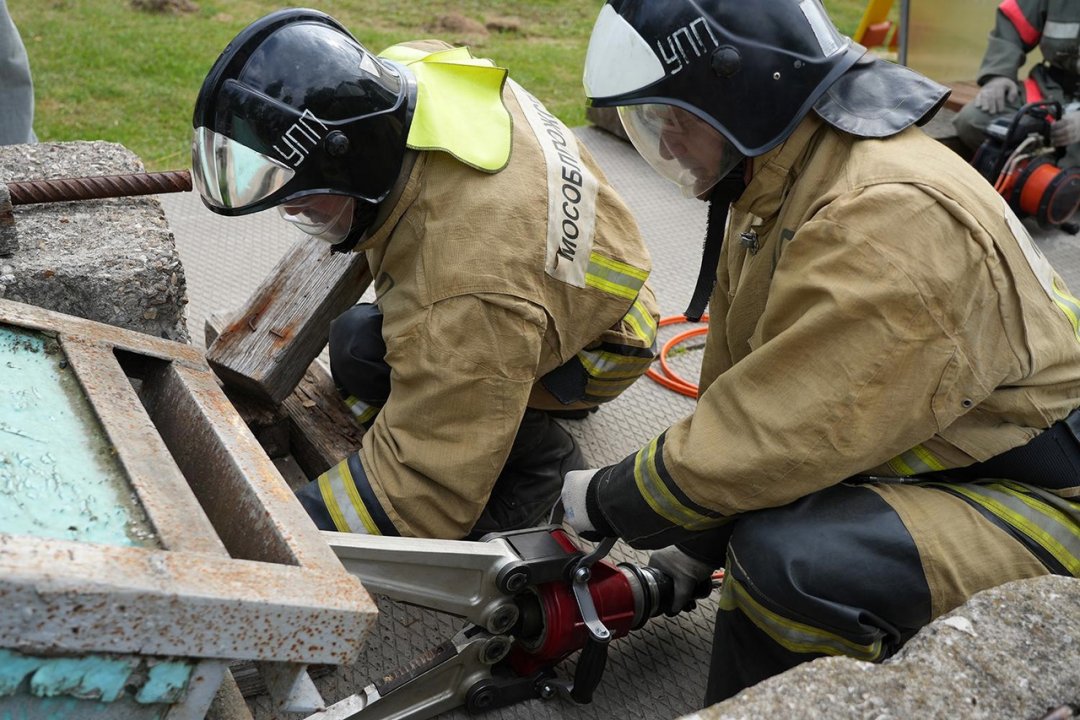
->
[[0, 141, 189, 342]]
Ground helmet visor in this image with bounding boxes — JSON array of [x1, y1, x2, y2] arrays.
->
[[618, 104, 745, 198], [583, 3, 665, 102], [192, 126, 295, 211], [277, 194, 355, 244]]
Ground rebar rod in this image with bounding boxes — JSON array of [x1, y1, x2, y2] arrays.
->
[[6, 170, 192, 205]]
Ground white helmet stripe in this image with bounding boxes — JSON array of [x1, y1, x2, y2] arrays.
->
[[583, 4, 666, 100]]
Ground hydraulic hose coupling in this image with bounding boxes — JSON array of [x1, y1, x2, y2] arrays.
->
[[617, 562, 675, 629]]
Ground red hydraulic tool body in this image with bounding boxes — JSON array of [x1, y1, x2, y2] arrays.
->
[[317, 526, 708, 719]]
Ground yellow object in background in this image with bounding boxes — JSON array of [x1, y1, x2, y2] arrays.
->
[[853, 0, 896, 49]]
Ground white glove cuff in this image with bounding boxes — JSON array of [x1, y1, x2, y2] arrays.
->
[[561, 468, 599, 534]]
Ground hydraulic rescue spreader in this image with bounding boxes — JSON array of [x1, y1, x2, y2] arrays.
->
[[315, 527, 714, 720]]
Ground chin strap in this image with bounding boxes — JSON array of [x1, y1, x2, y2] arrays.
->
[[683, 164, 746, 321], [329, 201, 380, 254]]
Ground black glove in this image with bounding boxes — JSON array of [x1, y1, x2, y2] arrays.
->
[[648, 546, 716, 616]]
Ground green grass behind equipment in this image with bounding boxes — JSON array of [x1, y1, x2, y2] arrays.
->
[[10, 0, 879, 171]]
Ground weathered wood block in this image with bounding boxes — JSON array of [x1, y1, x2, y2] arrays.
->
[[0, 141, 189, 341], [207, 312, 363, 483], [587, 105, 630, 142], [205, 236, 372, 405]]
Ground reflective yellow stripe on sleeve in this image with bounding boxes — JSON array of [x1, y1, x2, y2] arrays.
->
[[633, 437, 725, 531], [624, 297, 659, 345], [318, 459, 379, 534], [1052, 277, 1080, 343], [578, 347, 655, 379], [585, 253, 648, 301]]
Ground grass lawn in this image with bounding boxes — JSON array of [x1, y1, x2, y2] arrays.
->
[[10, 0, 882, 171]]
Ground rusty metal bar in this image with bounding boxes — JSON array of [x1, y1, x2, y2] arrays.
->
[[6, 169, 192, 205]]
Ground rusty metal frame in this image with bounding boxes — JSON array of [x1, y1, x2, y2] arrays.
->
[[0, 298, 377, 716]]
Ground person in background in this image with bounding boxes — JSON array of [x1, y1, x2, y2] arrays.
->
[[563, 0, 1080, 705], [0, 0, 36, 145], [190, 9, 659, 540], [954, 0, 1080, 166]]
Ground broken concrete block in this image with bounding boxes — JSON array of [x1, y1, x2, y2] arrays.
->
[[693, 575, 1080, 720], [0, 183, 15, 256], [0, 141, 189, 342]]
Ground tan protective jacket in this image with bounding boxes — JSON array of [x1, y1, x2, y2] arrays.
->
[[337, 75, 657, 539], [594, 114, 1080, 548]]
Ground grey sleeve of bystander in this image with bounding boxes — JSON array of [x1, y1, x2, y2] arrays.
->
[[0, 0, 36, 145]]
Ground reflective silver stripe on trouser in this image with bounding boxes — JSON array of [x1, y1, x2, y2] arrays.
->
[[927, 480, 1080, 575], [719, 565, 886, 660], [704, 483, 931, 703], [344, 394, 380, 426]]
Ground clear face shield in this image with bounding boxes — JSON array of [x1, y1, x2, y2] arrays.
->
[[617, 104, 745, 199], [191, 126, 296, 212], [277, 194, 356, 244], [192, 126, 357, 244]]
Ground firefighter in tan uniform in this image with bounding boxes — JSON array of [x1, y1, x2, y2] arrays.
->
[[190, 10, 658, 539], [954, 0, 1080, 166], [563, 0, 1080, 705]]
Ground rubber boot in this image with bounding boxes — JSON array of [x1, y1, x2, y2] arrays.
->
[[468, 409, 585, 538]]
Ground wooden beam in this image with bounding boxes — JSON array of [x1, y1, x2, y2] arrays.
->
[[206, 313, 365, 482], [205, 238, 372, 405], [284, 360, 365, 479], [944, 80, 979, 114]]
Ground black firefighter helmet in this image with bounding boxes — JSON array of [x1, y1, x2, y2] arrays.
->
[[583, 0, 949, 198], [191, 8, 415, 250]]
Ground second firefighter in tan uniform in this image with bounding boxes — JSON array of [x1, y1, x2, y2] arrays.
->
[[583, 112, 1080, 695], [569, 0, 1080, 705]]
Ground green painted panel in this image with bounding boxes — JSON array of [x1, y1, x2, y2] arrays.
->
[[26, 655, 136, 702], [135, 662, 191, 705], [0, 649, 189, 714], [0, 324, 157, 547]]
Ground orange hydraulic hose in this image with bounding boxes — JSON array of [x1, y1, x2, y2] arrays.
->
[[645, 315, 709, 398]]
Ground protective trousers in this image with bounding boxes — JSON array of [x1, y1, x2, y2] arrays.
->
[[300, 302, 585, 538], [700, 481, 1079, 704]]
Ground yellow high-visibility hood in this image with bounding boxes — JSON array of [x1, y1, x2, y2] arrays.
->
[[380, 44, 511, 172]]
